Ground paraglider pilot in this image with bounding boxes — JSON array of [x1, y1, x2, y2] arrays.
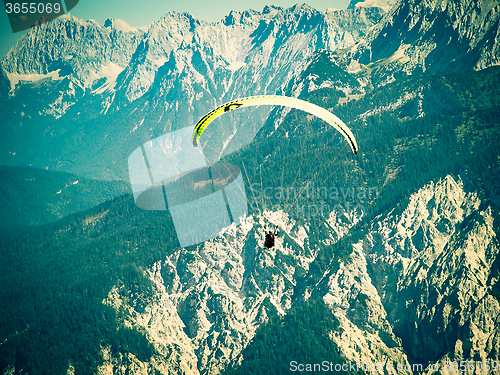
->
[[264, 226, 279, 249]]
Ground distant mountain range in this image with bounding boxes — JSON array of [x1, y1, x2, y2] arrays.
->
[[0, 3, 385, 180], [1, 0, 499, 374]]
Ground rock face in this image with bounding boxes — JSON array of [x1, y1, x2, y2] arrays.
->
[[321, 176, 499, 374], [102, 175, 499, 374], [2, 15, 143, 105], [371, 177, 500, 370], [3, 1, 499, 179], [113, 5, 384, 105], [338, 0, 500, 87], [1, 5, 383, 112], [102, 212, 332, 374]]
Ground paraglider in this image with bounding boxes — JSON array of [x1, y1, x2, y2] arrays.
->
[[192, 95, 358, 155], [264, 226, 279, 249], [191, 95, 359, 249]]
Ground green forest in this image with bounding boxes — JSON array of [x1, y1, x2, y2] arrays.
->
[[223, 299, 365, 375], [0, 165, 128, 227], [0, 196, 179, 374]]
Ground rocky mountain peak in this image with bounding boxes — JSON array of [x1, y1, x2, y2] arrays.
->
[[339, 0, 500, 87], [262, 4, 283, 14], [1, 14, 142, 93], [348, 0, 398, 11], [104, 18, 145, 34]]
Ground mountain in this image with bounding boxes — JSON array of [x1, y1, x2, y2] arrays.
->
[[1, 62, 499, 374], [0, 5, 385, 180], [1, 15, 144, 117], [0, 165, 128, 227], [217, 58, 500, 373], [336, 0, 500, 87], [2, 173, 497, 374], [1, 0, 500, 374], [320, 175, 499, 370], [348, 0, 397, 12], [112, 4, 383, 104]]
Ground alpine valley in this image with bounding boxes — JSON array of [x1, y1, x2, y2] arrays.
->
[[1, 0, 500, 374]]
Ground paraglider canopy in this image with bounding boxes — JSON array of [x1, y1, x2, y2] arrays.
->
[[192, 95, 358, 155]]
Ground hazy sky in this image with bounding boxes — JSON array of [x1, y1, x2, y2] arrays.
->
[[0, 0, 351, 59]]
